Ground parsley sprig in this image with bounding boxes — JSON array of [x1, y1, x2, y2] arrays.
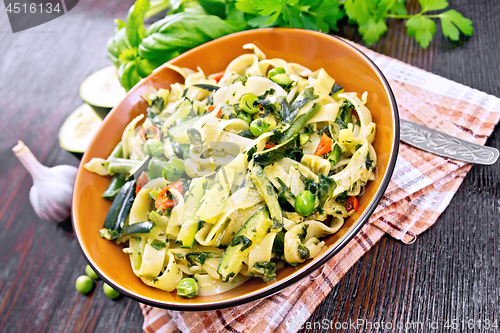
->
[[233, 0, 473, 49]]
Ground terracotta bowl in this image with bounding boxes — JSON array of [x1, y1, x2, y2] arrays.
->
[[73, 28, 399, 310]]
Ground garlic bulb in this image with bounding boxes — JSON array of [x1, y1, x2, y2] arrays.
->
[[13, 140, 78, 222]]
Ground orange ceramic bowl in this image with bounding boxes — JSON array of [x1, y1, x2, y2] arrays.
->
[[73, 28, 399, 310]]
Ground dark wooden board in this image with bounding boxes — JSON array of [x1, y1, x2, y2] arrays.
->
[[0, 1, 498, 332]]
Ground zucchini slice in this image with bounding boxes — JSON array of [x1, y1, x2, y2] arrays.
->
[[58, 104, 102, 153], [176, 177, 208, 248], [217, 207, 272, 282], [249, 165, 283, 231], [167, 115, 201, 144], [79, 65, 126, 119]]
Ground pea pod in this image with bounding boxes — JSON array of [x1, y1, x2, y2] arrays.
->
[[107, 158, 142, 174], [101, 174, 127, 200], [108, 142, 123, 159]]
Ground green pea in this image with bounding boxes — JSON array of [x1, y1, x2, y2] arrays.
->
[[270, 73, 291, 86], [144, 139, 164, 157], [239, 93, 259, 114], [268, 67, 286, 78], [176, 278, 199, 298], [295, 190, 316, 216], [237, 111, 252, 125], [175, 116, 191, 125], [75, 275, 94, 294], [250, 118, 269, 137], [148, 157, 168, 176], [103, 283, 120, 299], [85, 265, 99, 280], [162, 158, 185, 182]]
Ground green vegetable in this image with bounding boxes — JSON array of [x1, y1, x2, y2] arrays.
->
[[249, 165, 283, 230], [250, 261, 276, 282], [299, 132, 310, 146], [103, 283, 121, 299], [85, 265, 99, 280], [239, 93, 259, 114], [269, 73, 291, 86], [250, 118, 269, 137], [175, 116, 191, 125], [253, 134, 299, 167], [335, 100, 353, 130], [328, 144, 342, 167], [101, 173, 127, 200], [218, 207, 272, 282], [192, 83, 220, 92], [75, 275, 94, 294], [176, 278, 198, 298], [167, 115, 202, 144], [144, 139, 164, 157], [185, 251, 222, 265], [295, 190, 315, 216], [116, 221, 156, 242], [278, 103, 321, 144], [108, 7, 243, 90], [109, 1, 472, 91], [237, 111, 252, 125], [267, 67, 285, 78], [148, 157, 168, 176], [102, 180, 136, 232], [162, 158, 185, 182], [176, 177, 208, 248], [107, 158, 142, 174], [148, 188, 161, 200], [317, 174, 336, 210], [109, 142, 124, 159]]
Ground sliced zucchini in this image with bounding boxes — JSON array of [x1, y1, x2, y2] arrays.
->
[[167, 115, 201, 144], [79, 65, 126, 119], [249, 165, 283, 231], [217, 207, 272, 282], [59, 104, 102, 153], [176, 177, 208, 248]]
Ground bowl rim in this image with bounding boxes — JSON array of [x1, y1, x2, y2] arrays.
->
[[72, 27, 400, 311]]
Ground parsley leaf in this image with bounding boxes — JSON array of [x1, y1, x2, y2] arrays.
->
[[439, 9, 473, 41], [405, 15, 436, 49], [418, 0, 449, 12]]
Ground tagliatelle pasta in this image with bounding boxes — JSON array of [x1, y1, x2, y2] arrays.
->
[[85, 44, 377, 298]]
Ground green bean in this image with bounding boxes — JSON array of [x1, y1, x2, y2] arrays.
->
[[101, 174, 127, 200], [107, 158, 141, 174], [328, 144, 342, 166], [108, 142, 123, 159], [176, 278, 198, 298], [278, 103, 321, 144], [75, 275, 94, 294]]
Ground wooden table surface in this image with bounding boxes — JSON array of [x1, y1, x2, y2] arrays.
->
[[1, 1, 498, 332]]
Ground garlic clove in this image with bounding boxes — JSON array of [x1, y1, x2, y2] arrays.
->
[[13, 140, 78, 222]]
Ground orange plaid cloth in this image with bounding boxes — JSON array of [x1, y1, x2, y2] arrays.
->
[[140, 44, 500, 333]]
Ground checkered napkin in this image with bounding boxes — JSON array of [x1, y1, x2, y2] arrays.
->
[[140, 44, 500, 333]]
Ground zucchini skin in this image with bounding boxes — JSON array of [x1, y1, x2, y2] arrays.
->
[[101, 173, 127, 200], [102, 179, 136, 231], [250, 166, 283, 231], [217, 207, 272, 282], [176, 177, 208, 248]]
